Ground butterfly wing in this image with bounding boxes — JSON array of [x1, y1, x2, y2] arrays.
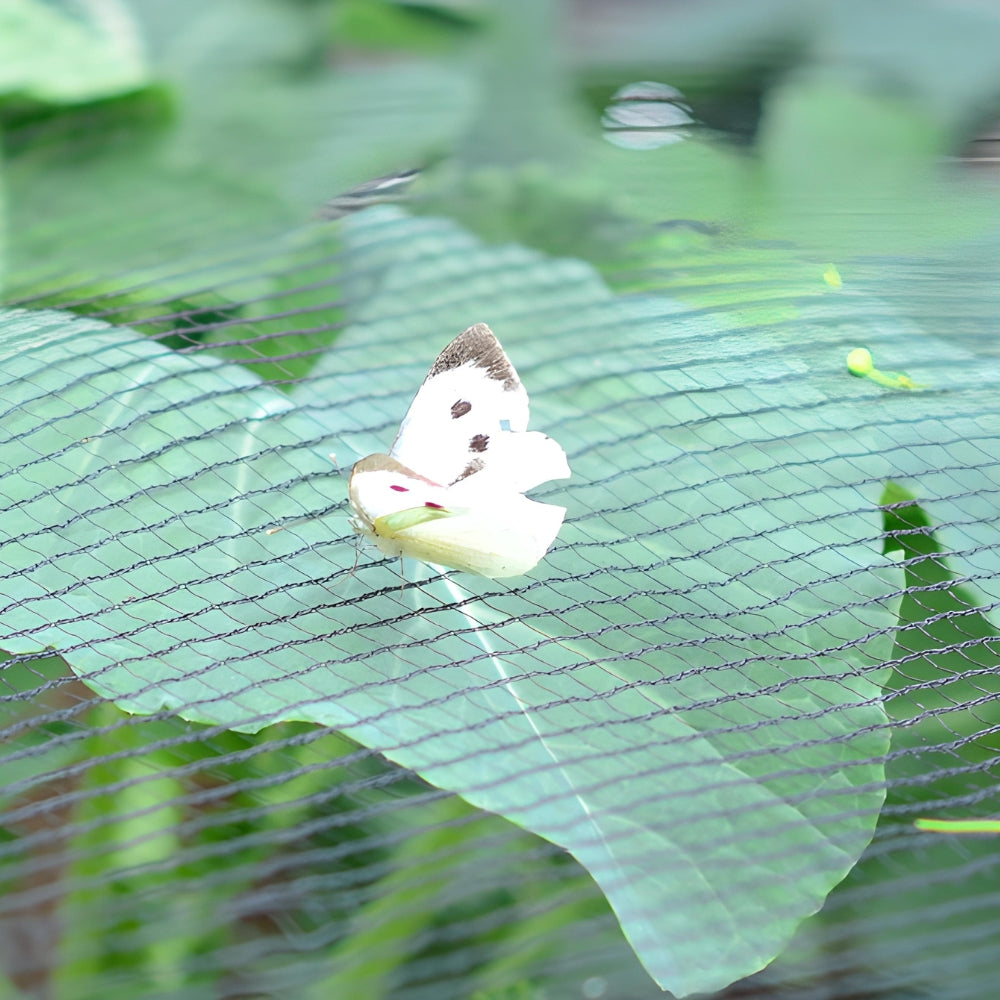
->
[[377, 494, 566, 577], [348, 454, 566, 578], [389, 323, 567, 489]]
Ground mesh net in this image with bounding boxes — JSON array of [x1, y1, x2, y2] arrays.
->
[[4, 4, 1000, 995], [3, 204, 999, 1000]]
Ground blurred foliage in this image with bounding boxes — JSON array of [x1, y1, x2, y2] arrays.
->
[[2, 0, 1000, 998], [0, 0, 150, 107], [0, 651, 631, 999]]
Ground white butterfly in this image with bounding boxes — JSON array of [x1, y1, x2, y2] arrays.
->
[[348, 324, 570, 578]]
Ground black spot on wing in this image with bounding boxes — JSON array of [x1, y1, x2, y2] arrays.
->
[[451, 399, 472, 418], [469, 434, 489, 453], [429, 323, 519, 391]]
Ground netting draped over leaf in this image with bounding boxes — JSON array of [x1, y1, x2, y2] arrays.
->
[[11, 201, 995, 997], [5, 0, 1000, 996]]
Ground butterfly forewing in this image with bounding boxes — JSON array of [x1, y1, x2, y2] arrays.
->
[[390, 324, 531, 487]]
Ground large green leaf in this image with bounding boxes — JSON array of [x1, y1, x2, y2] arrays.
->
[[5, 0, 472, 301], [0, 0, 149, 105], [0, 209, 948, 994]]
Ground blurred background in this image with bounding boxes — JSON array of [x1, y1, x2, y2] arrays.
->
[[3, 1, 1000, 998]]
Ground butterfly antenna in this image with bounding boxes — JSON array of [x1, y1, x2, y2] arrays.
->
[[265, 503, 343, 536], [265, 514, 322, 536]]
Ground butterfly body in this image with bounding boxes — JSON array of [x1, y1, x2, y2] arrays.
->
[[348, 325, 569, 578]]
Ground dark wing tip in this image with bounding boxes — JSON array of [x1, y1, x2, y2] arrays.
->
[[429, 323, 519, 390]]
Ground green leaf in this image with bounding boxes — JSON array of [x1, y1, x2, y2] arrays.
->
[[0, 0, 149, 105], [879, 485, 1000, 745], [5, 0, 472, 300], [0, 205, 924, 995], [332, 0, 481, 53]]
